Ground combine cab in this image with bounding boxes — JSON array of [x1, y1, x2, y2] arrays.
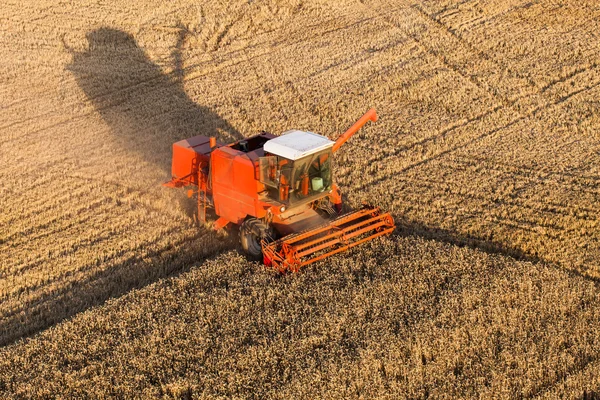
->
[[164, 108, 395, 272]]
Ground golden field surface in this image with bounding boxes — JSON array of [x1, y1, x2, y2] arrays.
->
[[1, 0, 599, 397]]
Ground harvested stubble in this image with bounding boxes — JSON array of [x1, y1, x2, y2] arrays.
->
[[1, 0, 600, 397]]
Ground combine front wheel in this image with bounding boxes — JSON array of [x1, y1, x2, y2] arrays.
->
[[240, 218, 273, 261]]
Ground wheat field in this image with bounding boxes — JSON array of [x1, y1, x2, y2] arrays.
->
[[1, 0, 599, 398]]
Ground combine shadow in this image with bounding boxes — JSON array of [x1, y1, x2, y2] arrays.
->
[[395, 218, 538, 262], [65, 27, 242, 170], [0, 28, 243, 347], [0, 229, 239, 347], [393, 216, 600, 287]]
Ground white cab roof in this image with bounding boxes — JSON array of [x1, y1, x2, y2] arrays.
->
[[263, 130, 334, 160]]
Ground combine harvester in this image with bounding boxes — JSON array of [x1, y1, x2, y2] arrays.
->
[[164, 109, 395, 272]]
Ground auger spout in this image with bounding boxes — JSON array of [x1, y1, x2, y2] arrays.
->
[[332, 108, 378, 153]]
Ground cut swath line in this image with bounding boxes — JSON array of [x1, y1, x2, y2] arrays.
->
[[0, 227, 220, 347], [1, 207, 134, 278], [451, 0, 542, 32], [1, 179, 106, 229], [540, 63, 600, 93], [1, 197, 118, 248], [0, 224, 191, 306]]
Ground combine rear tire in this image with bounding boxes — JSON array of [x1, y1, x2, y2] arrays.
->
[[240, 218, 273, 261]]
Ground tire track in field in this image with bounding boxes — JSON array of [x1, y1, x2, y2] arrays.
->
[[540, 62, 600, 93], [529, 349, 600, 398], [1, 196, 112, 247], [0, 170, 69, 203], [364, 104, 504, 166], [400, 3, 540, 114], [400, 180, 596, 243], [444, 1, 600, 91], [408, 159, 599, 222], [453, 156, 600, 200], [0, 97, 29, 111], [2, 177, 193, 279], [0, 109, 57, 132], [0, 12, 355, 117], [5, 10, 406, 147], [429, 0, 473, 19], [351, 75, 600, 276], [450, 0, 542, 32], [396, 17, 508, 110], [376, 3, 531, 106], [1, 169, 199, 272], [410, 0, 600, 112], [64, 172, 192, 222], [347, 77, 600, 269], [5, 27, 407, 161], [412, 2, 540, 93], [1, 12, 379, 116], [231, 34, 416, 121], [368, 77, 600, 181], [393, 175, 591, 240], [351, 1, 553, 170]]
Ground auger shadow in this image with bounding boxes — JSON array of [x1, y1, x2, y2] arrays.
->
[[0, 28, 244, 347]]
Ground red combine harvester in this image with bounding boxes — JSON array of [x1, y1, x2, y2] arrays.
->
[[164, 108, 395, 272]]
